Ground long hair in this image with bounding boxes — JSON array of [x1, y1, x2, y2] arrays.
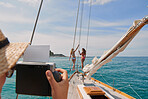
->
[[70, 48, 74, 55], [82, 48, 86, 55]]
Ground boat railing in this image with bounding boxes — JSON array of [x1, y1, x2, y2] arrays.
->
[[95, 74, 143, 99]]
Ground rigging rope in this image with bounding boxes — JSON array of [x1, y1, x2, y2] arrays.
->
[[100, 74, 111, 85], [99, 73, 143, 99], [117, 85, 130, 90], [78, 0, 84, 45], [129, 84, 142, 99], [72, 0, 81, 49], [69, 0, 81, 72], [71, 0, 92, 72], [86, 0, 92, 51], [118, 84, 142, 99], [76, 0, 85, 71], [84, 0, 92, 65], [30, 0, 43, 45]]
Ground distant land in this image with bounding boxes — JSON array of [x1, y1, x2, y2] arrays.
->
[[50, 50, 66, 57]]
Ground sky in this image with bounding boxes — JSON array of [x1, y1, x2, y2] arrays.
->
[[0, 0, 148, 56]]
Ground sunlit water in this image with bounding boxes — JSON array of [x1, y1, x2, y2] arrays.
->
[[1, 57, 148, 99]]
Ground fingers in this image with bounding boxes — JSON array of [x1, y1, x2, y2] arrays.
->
[[55, 68, 68, 80], [46, 70, 57, 89], [46, 69, 68, 88], [55, 68, 65, 73]]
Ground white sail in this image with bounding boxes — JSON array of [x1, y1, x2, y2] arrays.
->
[[83, 16, 148, 79]]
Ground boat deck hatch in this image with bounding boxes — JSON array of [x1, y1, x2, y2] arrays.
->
[[83, 86, 105, 96], [77, 85, 109, 99]]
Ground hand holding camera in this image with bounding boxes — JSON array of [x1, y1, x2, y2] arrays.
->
[[46, 68, 69, 99]]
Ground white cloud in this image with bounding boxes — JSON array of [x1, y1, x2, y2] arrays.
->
[[84, 0, 115, 5], [0, 1, 15, 8], [0, 0, 147, 57], [4, 24, 148, 57], [0, 13, 33, 24], [17, 0, 51, 7], [2, 30, 128, 56], [6, 31, 74, 56], [18, 0, 40, 7], [115, 27, 129, 31], [119, 30, 148, 56], [91, 19, 131, 27]]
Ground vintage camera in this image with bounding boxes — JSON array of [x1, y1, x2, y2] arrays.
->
[[16, 61, 62, 96]]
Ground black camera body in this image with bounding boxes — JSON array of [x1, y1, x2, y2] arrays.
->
[[16, 61, 61, 96]]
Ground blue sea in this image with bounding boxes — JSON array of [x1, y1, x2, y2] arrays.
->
[[1, 57, 148, 99]]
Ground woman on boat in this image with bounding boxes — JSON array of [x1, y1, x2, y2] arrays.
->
[[69, 44, 79, 70], [79, 48, 86, 69]]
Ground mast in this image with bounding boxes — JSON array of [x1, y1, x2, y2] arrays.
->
[[30, 0, 44, 45]]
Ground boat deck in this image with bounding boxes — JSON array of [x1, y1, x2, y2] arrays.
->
[[68, 73, 82, 99], [68, 72, 135, 99]]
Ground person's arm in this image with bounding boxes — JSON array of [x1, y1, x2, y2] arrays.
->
[[78, 50, 81, 55], [46, 68, 69, 99], [0, 74, 6, 99], [74, 44, 79, 52], [69, 53, 71, 61]]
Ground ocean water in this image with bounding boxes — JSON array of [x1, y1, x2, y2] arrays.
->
[[1, 57, 148, 99]]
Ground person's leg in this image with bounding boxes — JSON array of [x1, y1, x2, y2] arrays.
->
[[72, 59, 76, 70], [81, 58, 83, 69], [81, 58, 85, 69], [0, 74, 6, 99]]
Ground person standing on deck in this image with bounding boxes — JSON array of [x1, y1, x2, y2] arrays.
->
[[79, 48, 86, 69], [69, 44, 79, 70]]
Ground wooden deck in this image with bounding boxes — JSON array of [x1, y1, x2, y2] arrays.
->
[[68, 73, 82, 99], [68, 72, 135, 99]]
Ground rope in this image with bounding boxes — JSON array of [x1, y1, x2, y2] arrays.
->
[[77, 0, 84, 71], [72, 0, 81, 49], [118, 84, 142, 99], [76, 0, 85, 71], [129, 84, 142, 99], [100, 74, 111, 85], [69, 0, 81, 72], [30, 0, 43, 45], [84, 0, 92, 65], [78, 0, 84, 45], [86, 0, 92, 51], [98, 73, 143, 99], [117, 85, 130, 90]]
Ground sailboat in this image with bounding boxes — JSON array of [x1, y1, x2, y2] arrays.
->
[[67, 1, 148, 98], [1, 0, 147, 99], [68, 16, 148, 99]]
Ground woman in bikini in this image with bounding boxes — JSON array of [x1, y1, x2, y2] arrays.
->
[[69, 44, 79, 70], [79, 48, 86, 69]]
